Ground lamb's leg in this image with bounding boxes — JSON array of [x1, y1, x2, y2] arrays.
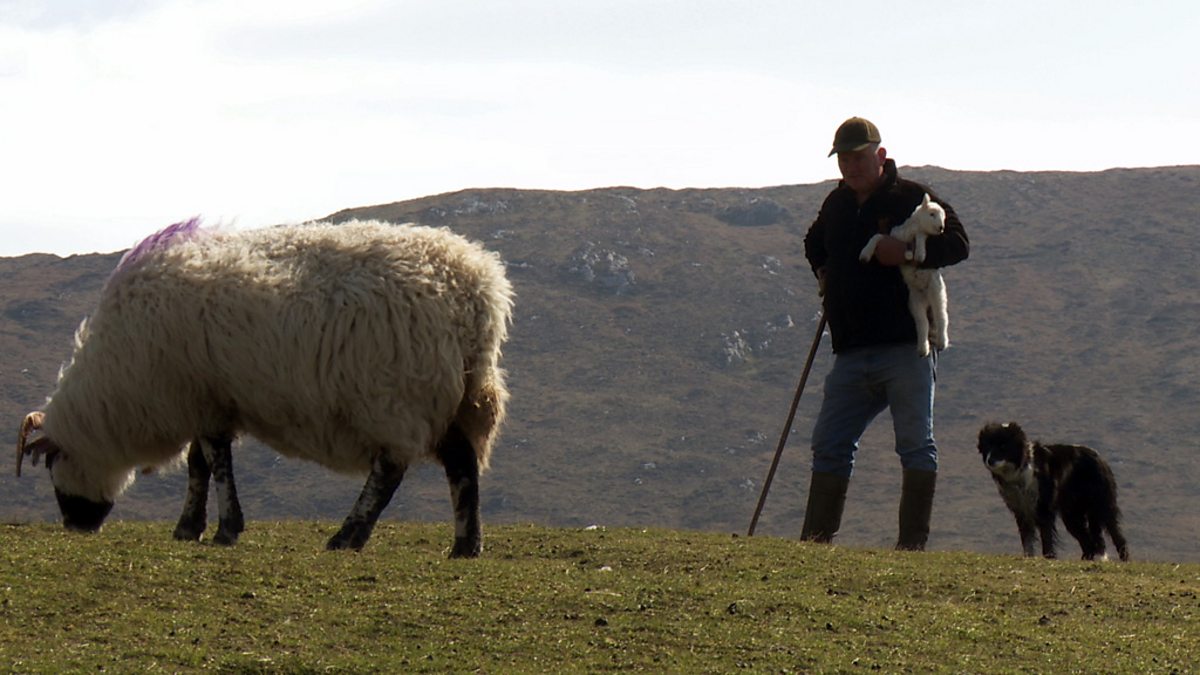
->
[[327, 452, 405, 551], [437, 423, 482, 558], [909, 295, 931, 357], [202, 434, 244, 546], [172, 440, 210, 541], [913, 233, 928, 263], [858, 234, 884, 262], [929, 275, 949, 351]]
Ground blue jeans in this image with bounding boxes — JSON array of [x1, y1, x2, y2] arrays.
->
[[810, 344, 937, 478]]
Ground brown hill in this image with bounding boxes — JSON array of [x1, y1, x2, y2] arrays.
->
[[3, 166, 1198, 562]]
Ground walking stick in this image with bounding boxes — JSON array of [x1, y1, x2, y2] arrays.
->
[[747, 313, 827, 536]]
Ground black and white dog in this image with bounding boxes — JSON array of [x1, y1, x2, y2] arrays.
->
[[977, 422, 1129, 561]]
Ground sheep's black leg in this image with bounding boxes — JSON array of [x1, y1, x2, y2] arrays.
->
[[201, 434, 244, 546], [327, 452, 405, 551], [173, 440, 211, 541], [437, 423, 482, 558]]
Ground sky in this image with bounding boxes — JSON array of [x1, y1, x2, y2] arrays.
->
[[1, 0, 1197, 257]]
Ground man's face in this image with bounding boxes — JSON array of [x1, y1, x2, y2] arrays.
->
[[837, 145, 886, 196]]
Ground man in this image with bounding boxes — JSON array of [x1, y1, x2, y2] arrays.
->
[[801, 117, 969, 550]]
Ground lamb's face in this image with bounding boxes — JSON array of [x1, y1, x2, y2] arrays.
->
[[978, 422, 1030, 480], [915, 203, 946, 236]]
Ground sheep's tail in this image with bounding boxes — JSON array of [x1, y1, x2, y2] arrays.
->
[[454, 258, 514, 473], [455, 367, 508, 473]]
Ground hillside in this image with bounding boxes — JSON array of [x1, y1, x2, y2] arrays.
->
[[2, 166, 1198, 562]]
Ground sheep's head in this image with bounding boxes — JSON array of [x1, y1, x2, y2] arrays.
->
[[16, 411, 114, 532], [908, 193, 946, 236]]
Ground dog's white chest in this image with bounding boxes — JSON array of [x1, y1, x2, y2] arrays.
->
[[994, 464, 1038, 518]]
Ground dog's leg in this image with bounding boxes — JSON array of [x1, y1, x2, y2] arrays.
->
[[1035, 475, 1059, 559], [1085, 513, 1109, 561], [1061, 505, 1098, 560], [1015, 516, 1038, 557], [1037, 519, 1059, 559]]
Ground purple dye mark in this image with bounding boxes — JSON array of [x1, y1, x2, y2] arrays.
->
[[114, 216, 204, 274]]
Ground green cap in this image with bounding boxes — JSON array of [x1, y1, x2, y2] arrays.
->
[[828, 117, 881, 156]]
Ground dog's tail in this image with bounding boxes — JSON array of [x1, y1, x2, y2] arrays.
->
[[1107, 518, 1130, 562], [1100, 463, 1130, 562]]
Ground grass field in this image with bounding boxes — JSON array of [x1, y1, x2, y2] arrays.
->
[[0, 521, 1195, 673]]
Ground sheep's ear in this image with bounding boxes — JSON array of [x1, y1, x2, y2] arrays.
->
[[922, 193, 932, 206]]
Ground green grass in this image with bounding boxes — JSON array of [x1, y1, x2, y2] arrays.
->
[[0, 522, 1195, 673]]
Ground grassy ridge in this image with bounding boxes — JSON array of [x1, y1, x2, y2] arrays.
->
[[0, 521, 1196, 673]]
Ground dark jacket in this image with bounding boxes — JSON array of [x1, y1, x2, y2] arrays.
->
[[804, 160, 969, 353]]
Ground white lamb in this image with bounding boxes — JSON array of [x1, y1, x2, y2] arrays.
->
[[858, 193, 949, 356], [16, 218, 513, 557]]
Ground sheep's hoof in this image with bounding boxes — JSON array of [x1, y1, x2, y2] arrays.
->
[[449, 537, 481, 559], [326, 527, 369, 551], [172, 523, 204, 542]]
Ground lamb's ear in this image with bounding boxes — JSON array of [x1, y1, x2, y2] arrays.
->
[[922, 193, 932, 206]]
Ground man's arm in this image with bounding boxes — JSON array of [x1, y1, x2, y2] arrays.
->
[[803, 212, 828, 278]]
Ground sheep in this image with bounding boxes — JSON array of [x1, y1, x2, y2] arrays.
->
[[15, 218, 513, 557], [858, 193, 950, 356]]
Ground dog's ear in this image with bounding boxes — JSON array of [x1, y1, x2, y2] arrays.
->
[[978, 422, 1005, 448], [1002, 422, 1024, 436]]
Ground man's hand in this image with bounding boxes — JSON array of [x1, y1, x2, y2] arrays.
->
[[868, 236, 911, 267]]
